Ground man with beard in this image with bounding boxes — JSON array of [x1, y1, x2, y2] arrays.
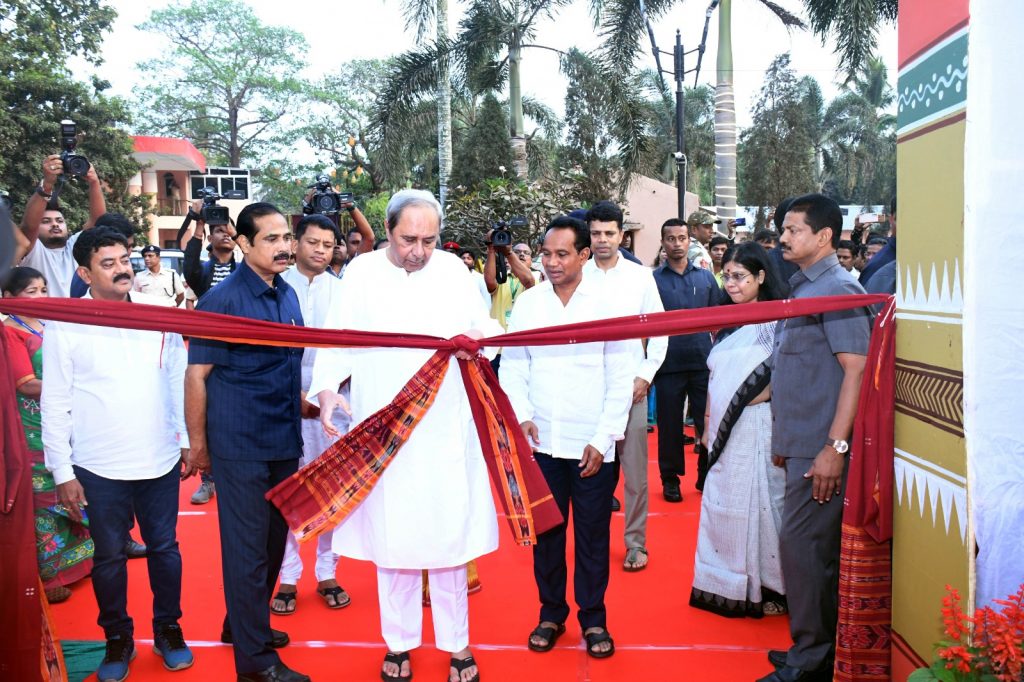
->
[[185, 203, 308, 682], [273, 214, 352, 615], [18, 154, 106, 297]]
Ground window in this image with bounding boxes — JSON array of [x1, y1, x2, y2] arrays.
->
[[190, 167, 250, 199]]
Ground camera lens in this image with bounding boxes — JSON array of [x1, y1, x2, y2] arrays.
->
[[64, 155, 91, 177]]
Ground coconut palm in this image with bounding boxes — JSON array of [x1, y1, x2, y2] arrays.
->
[[598, 0, 895, 220], [400, 0, 455, 207], [821, 55, 896, 205]]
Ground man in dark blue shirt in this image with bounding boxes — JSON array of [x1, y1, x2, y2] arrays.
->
[[651, 218, 721, 502], [184, 203, 309, 682]]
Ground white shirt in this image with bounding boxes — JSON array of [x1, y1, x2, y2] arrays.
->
[[282, 265, 351, 457], [500, 277, 633, 462], [19, 232, 82, 298], [308, 249, 504, 569], [132, 266, 185, 306], [583, 254, 668, 384], [469, 270, 490, 309], [42, 292, 188, 485]]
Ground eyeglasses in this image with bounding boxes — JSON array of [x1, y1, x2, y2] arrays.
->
[[721, 272, 753, 284]]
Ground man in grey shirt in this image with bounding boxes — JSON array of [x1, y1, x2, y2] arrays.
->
[[758, 194, 871, 682]]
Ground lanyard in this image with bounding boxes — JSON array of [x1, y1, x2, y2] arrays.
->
[[8, 314, 44, 338]]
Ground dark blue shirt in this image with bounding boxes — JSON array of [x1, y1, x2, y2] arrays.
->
[[188, 260, 304, 461], [652, 261, 721, 372], [858, 236, 896, 286]]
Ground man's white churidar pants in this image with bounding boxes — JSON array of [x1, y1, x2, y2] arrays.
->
[[377, 565, 469, 653], [279, 532, 339, 584]]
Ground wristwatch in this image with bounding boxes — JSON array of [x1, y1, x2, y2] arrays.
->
[[826, 439, 849, 455]]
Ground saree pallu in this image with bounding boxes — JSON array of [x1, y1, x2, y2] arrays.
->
[[835, 299, 896, 681], [31, 451, 93, 590]]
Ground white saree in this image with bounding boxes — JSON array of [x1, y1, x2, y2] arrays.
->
[[690, 321, 786, 617]]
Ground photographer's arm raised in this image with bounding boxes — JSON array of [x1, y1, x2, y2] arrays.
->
[[506, 244, 536, 289], [82, 163, 105, 230], [20, 155, 63, 246], [349, 206, 374, 255]]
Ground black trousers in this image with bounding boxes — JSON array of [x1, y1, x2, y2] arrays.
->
[[653, 369, 709, 484], [532, 453, 615, 631], [212, 456, 298, 674]]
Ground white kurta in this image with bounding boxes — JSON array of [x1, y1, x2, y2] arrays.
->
[[308, 249, 503, 569]]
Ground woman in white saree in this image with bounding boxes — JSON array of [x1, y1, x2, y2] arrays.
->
[[690, 241, 789, 618]]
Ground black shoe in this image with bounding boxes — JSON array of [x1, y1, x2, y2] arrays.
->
[[662, 481, 682, 503], [237, 662, 310, 682], [646, 425, 654, 433], [220, 625, 289, 649], [756, 665, 832, 682], [611, 496, 621, 512], [768, 649, 788, 669], [96, 634, 136, 682], [682, 434, 695, 445], [125, 538, 147, 559]]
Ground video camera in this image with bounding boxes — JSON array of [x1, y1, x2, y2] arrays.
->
[[303, 174, 353, 216], [196, 186, 230, 226], [490, 216, 527, 248], [60, 119, 91, 178]]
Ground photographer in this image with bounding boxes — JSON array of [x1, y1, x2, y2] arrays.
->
[[19, 154, 106, 297], [302, 177, 375, 266], [483, 226, 536, 331], [179, 198, 238, 302]]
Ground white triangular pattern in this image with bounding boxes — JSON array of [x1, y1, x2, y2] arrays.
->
[[897, 259, 965, 315], [951, 259, 964, 309], [939, 481, 954, 534], [894, 459, 906, 505], [893, 455, 968, 542], [914, 467, 928, 516]]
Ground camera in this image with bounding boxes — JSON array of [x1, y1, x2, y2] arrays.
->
[[59, 120, 91, 178], [490, 216, 527, 248], [197, 186, 230, 226], [303, 174, 352, 216]]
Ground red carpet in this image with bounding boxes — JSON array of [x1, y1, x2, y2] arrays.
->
[[51, 430, 791, 681]]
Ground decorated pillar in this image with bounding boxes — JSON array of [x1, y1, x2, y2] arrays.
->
[[891, 1, 970, 677]]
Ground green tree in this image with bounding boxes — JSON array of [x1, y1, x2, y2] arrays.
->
[[803, 0, 898, 77], [133, 0, 307, 167], [737, 54, 816, 218], [452, 94, 514, 189], [821, 55, 896, 206], [0, 0, 145, 231], [558, 49, 619, 201]]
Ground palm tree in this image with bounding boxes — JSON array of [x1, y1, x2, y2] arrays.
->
[[401, 0, 454, 207], [378, 0, 576, 180], [821, 56, 896, 205], [599, 0, 895, 219], [599, 0, 803, 222]]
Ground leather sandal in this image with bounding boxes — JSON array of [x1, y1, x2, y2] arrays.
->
[[448, 654, 479, 682], [381, 651, 412, 681], [317, 585, 351, 609], [527, 622, 566, 652], [584, 628, 615, 659], [269, 590, 297, 615], [623, 547, 648, 572]]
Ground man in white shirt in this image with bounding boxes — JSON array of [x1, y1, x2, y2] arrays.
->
[[310, 190, 503, 682], [133, 245, 185, 307], [42, 227, 193, 682], [274, 214, 352, 615], [584, 201, 667, 572], [18, 154, 106, 297], [500, 216, 633, 660]]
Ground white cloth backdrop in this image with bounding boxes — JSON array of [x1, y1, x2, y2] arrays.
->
[[963, 0, 1024, 609]]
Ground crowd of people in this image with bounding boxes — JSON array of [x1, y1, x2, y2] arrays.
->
[[1, 153, 894, 682]]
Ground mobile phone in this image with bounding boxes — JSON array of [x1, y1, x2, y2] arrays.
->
[[858, 212, 880, 223], [733, 218, 746, 227]]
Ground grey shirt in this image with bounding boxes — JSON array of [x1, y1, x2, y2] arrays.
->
[[771, 252, 871, 459]]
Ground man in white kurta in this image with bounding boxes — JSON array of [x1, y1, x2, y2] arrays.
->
[[276, 214, 352, 614], [308, 190, 502, 682]]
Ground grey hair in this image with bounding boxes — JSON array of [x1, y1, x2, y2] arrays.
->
[[385, 189, 443, 230]]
